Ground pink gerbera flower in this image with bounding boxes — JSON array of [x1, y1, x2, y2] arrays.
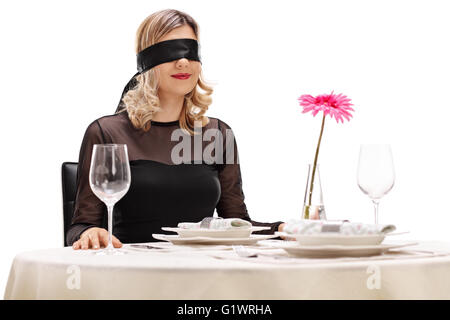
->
[[298, 91, 355, 220], [298, 91, 355, 123]]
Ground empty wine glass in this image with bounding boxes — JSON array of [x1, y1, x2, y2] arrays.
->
[[357, 144, 395, 224], [89, 144, 131, 255]]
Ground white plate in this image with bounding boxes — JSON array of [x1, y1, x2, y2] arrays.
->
[[152, 233, 278, 245], [162, 226, 270, 238], [268, 241, 419, 258], [275, 231, 386, 246]]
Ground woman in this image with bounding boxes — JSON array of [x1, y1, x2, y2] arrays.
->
[[69, 9, 285, 250]]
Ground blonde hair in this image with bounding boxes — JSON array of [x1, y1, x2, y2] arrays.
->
[[117, 9, 214, 135]]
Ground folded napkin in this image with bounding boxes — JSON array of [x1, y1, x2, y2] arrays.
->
[[283, 219, 396, 235], [178, 218, 252, 230]]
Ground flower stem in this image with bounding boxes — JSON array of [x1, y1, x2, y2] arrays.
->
[[308, 113, 326, 206]]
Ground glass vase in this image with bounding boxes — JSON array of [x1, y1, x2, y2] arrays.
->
[[302, 164, 327, 220]]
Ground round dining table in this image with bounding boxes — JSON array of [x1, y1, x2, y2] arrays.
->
[[4, 240, 450, 300]]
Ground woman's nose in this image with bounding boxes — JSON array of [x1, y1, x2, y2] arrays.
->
[[176, 58, 189, 68]]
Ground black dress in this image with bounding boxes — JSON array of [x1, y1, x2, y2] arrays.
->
[[66, 110, 283, 245]]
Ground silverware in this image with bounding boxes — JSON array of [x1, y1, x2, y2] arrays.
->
[[199, 217, 223, 228], [128, 244, 164, 250], [232, 245, 258, 258], [232, 245, 291, 260]]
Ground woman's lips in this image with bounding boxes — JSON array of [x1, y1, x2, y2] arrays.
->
[[171, 74, 191, 80]]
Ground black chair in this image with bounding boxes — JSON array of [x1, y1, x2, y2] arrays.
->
[[61, 162, 79, 246], [61, 162, 108, 246]]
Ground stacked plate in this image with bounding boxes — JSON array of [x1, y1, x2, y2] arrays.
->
[[273, 231, 415, 257], [153, 226, 278, 245]]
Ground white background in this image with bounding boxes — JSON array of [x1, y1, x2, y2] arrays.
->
[[1, 0, 449, 296]]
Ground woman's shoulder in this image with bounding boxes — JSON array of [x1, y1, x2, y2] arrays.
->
[[81, 111, 130, 141], [206, 116, 233, 131], [85, 111, 130, 131], [85, 113, 235, 133], [96, 110, 129, 127]]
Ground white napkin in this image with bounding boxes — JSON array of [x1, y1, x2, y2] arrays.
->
[[283, 219, 396, 235], [178, 218, 252, 230]]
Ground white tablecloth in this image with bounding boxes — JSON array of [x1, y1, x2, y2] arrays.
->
[[4, 240, 450, 299]]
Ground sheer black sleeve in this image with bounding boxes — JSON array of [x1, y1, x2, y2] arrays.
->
[[66, 120, 108, 246], [215, 119, 284, 235]]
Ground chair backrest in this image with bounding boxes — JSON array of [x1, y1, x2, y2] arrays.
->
[[61, 162, 78, 246]]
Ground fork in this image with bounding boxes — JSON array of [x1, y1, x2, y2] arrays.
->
[[127, 244, 164, 250]]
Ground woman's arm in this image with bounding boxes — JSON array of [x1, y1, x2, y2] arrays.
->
[[66, 120, 107, 246], [215, 119, 284, 235]]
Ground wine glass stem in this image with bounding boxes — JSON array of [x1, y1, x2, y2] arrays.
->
[[372, 200, 380, 224], [107, 204, 114, 250]]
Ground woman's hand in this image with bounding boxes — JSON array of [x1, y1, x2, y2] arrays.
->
[[72, 227, 123, 250], [277, 223, 295, 241]]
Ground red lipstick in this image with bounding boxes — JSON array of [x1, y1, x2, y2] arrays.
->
[[171, 73, 191, 80]]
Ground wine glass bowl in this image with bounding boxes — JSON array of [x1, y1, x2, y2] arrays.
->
[[89, 144, 131, 255], [357, 144, 395, 224]]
